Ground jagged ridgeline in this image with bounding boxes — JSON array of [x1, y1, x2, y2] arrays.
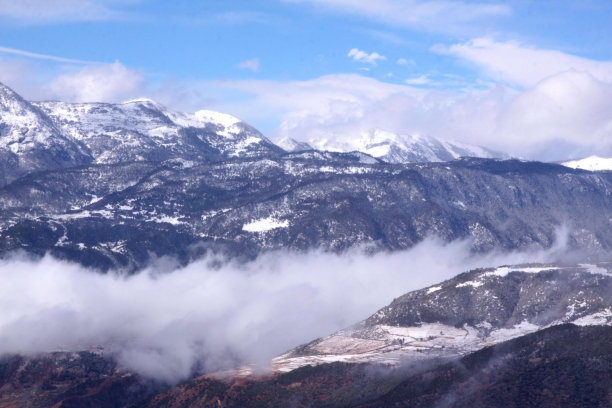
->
[[1, 81, 612, 271]]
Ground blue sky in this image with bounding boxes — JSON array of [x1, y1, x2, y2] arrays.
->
[[1, 0, 612, 160]]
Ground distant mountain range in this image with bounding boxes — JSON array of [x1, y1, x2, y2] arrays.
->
[[1, 82, 612, 271], [277, 129, 508, 163]]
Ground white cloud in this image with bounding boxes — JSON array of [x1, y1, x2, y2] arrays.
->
[[48, 61, 146, 103], [435, 37, 612, 88], [239, 58, 261, 72], [282, 0, 511, 34], [498, 70, 612, 159], [348, 48, 387, 65], [0, 0, 137, 23]]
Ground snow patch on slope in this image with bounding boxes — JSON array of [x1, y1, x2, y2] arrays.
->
[[243, 217, 289, 232]]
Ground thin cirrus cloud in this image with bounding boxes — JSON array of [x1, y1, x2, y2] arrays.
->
[[434, 37, 612, 88], [348, 48, 387, 65], [0, 0, 137, 23], [281, 0, 511, 34], [0, 45, 101, 65], [404, 75, 430, 85]]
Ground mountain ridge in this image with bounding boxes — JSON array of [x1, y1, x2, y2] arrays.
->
[[278, 128, 509, 164], [272, 262, 612, 373]]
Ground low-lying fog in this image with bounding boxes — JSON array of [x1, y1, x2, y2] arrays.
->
[[0, 232, 575, 382]]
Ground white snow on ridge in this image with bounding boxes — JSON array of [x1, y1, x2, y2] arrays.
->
[[562, 156, 612, 171], [243, 217, 289, 232], [485, 265, 559, 278]]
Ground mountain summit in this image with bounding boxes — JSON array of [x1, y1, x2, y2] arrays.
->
[[0, 82, 283, 184]]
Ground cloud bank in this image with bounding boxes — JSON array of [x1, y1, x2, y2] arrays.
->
[[0, 236, 570, 383]]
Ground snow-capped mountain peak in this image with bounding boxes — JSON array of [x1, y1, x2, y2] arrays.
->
[[168, 109, 247, 139], [275, 136, 313, 152]]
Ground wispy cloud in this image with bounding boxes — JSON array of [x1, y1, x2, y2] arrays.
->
[[281, 0, 511, 34], [434, 37, 612, 88], [396, 58, 415, 66], [404, 74, 430, 85], [348, 48, 387, 65], [0, 0, 138, 24], [0, 45, 101, 65], [239, 58, 261, 72]]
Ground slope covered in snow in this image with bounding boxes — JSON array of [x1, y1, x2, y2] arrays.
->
[[34, 98, 281, 164], [562, 155, 612, 171], [273, 263, 612, 373]]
